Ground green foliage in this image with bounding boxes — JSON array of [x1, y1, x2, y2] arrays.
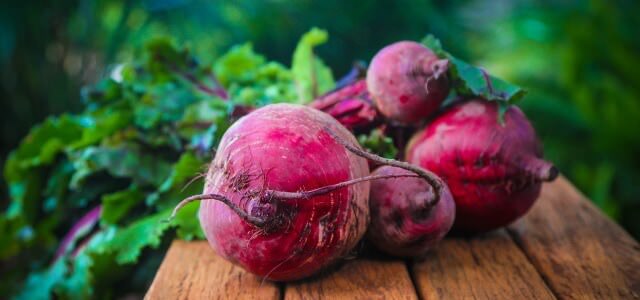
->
[[214, 43, 298, 106], [15, 258, 67, 300], [291, 28, 335, 103], [101, 187, 144, 225], [422, 35, 526, 121], [358, 129, 398, 159], [1, 31, 323, 298]]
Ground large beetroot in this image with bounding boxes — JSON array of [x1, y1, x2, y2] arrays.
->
[[406, 100, 558, 232], [193, 104, 370, 281]]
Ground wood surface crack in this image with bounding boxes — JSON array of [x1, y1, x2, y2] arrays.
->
[[506, 227, 559, 299]]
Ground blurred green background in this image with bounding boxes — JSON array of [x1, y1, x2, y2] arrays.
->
[[1, 0, 638, 238]]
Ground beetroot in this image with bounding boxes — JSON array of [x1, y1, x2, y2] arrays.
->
[[310, 80, 379, 131], [406, 100, 558, 232], [185, 103, 371, 281], [366, 41, 449, 124], [367, 166, 455, 257]]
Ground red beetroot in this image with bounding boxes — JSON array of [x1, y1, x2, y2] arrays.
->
[[367, 41, 449, 124], [195, 104, 370, 281], [310, 80, 379, 131], [368, 166, 455, 257], [406, 100, 558, 232]]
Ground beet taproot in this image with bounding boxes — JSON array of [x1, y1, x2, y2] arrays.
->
[[406, 100, 558, 232], [191, 103, 371, 281], [367, 166, 455, 257]]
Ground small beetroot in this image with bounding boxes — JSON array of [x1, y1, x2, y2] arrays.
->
[[367, 166, 455, 257], [406, 99, 558, 232], [367, 41, 449, 124]]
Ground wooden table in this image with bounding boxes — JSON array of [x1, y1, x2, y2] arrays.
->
[[146, 177, 640, 299]]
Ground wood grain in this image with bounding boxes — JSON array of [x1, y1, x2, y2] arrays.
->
[[412, 229, 555, 299], [145, 241, 280, 300], [285, 259, 417, 300], [508, 177, 640, 299], [145, 177, 640, 299]]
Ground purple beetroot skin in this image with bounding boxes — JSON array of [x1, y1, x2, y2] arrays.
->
[[366, 41, 449, 124], [311, 80, 379, 131], [367, 166, 455, 257], [406, 100, 558, 232], [198, 103, 370, 281]]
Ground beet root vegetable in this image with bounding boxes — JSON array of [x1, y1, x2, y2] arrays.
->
[[367, 166, 455, 257], [367, 41, 449, 124], [311, 80, 379, 131], [182, 103, 372, 281], [406, 100, 558, 232], [169, 104, 449, 280]]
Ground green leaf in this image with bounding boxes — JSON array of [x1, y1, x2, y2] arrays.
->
[[56, 249, 94, 300], [358, 129, 398, 159], [67, 177, 129, 209], [101, 187, 145, 225], [291, 27, 335, 103], [187, 124, 219, 157], [4, 115, 82, 181], [180, 98, 229, 125], [145, 151, 205, 209], [5, 167, 44, 220], [43, 160, 75, 213], [81, 78, 122, 107], [2, 115, 83, 226], [0, 218, 18, 260], [158, 152, 206, 193], [421, 35, 526, 104], [448, 56, 526, 103], [172, 201, 204, 240], [178, 100, 229, 149], [14, 259, 67, 300], [70, 108, 133, 149], [69, 144, 172, 188], [101, 210, 172, 264], [145, 38, 191, 78], [214, 43, 266, 86], [421, 34, 445, 56], [133, 83, 199, 129]]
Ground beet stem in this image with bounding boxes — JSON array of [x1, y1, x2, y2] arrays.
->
[[325, 127, 444, 207], [431, 59, 449, 79], [169, 174, 420, 227], [168, 193, 266, 227], [267, 173, 421, 200]]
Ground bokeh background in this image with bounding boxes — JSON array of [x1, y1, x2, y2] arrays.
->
[[1, 0, 638, 254]]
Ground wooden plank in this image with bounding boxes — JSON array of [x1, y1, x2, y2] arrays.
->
[[285, 259, 417, 300], [508, 177, 640, 299], [145, 240, 280, 300], [412, 229, 555, 299]]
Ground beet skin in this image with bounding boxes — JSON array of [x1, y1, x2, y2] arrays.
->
[[310, 80, 379, 131], [198, 103, 370, 281], [406, 100, 558, 232], [367, 41, 449, 124], [367, 166, 455, 257]]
